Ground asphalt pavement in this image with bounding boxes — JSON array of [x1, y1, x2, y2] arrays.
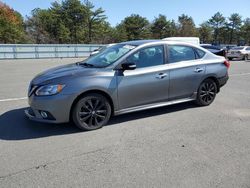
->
[[0, 58, 250, 188]]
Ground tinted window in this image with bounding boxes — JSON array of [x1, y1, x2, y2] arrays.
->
[[246, 47, 250, 51], [232, 47, 244, 50], [205, 48, 220, 53], [201, 45, 222, 50], [168, 45, 196, 63], [195, 48, 206, 58], [127, 45, 164, 68]]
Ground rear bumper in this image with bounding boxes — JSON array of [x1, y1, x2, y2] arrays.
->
[[227, 54, 244, 59], [218, 74, 229, 88]]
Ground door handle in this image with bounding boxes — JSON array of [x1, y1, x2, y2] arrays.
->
[[194, 68, 204, 73], [156, 73, 168, 79]]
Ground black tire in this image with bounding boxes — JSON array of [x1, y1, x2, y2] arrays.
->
[[72, 93, 111, 131], [195, 79, 218, 106], [228, 57, 233, 61], [244, 54, 248, 61]]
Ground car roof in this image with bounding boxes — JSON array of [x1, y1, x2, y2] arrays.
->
[[120, 40, 160, 46], [119, 40, 206, 50], [232, 46, 248, 48], [200, 44, 214, 46], [200, 44, 221, 47], [200, 45, 222, 49]]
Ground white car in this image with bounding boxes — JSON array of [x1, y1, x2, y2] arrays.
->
[[227, 46, 250, 60], [162, 37, 200, 45], [90, 43, 116, 56]]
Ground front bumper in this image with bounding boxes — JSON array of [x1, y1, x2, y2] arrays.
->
[[24, 108, 57, 123], [25, 94, 76, 123]]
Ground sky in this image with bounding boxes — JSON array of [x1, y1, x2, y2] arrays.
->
[[2, 0, 250, 26]]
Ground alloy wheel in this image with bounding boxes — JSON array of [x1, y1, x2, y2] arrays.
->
[[199, 81, 216, 104], [78, 98, 108, 128], [73, 94, 111, 131]]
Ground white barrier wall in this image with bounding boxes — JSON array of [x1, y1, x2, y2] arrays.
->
[[0, 44, 104, 59]]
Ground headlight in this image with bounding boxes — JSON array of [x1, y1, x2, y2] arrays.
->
[[35, 84, 65, 96]]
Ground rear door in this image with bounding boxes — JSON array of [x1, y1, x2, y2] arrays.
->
[[167, 45, 206, 100]]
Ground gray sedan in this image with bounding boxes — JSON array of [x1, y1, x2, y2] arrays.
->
[[25, 40, 229, 130]]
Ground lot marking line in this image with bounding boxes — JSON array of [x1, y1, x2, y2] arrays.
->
[[230, 72, 250, 77], [0, 97, 27, 102]]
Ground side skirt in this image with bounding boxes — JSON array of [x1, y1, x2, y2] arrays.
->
[[114, 97, 196, 116]]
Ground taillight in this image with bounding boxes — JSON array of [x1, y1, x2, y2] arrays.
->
[[224, 60, 230, 68]]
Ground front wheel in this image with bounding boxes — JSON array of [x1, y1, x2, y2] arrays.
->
[[72, 94, 111, 131], [196, 79, 218, 106]]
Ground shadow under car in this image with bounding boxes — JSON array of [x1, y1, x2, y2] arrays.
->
[[0, 102, 197, 140]]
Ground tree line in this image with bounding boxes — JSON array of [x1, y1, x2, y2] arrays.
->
[[1, 0, 250, 45]]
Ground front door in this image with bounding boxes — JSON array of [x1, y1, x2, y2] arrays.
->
[[117, 45, 169, 110]]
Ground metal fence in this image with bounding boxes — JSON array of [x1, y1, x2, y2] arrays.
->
[[0, 44, 104, 59]]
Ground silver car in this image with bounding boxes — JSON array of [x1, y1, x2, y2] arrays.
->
[[25, 40, 229, 131], [227, 46, 250, 60]]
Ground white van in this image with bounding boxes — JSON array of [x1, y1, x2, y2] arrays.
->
[[162, 37, 200, 45]]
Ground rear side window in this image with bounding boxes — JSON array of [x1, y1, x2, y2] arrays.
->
[[195, 48, 206, 58], [232, 47, 244, 50], [168, 45, 196, 63]]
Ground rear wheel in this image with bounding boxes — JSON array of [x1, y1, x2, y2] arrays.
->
[[244, 54, 248, 61], [228, 57, 233, 61], [72, 94, 111, 131], [196, 79, 217, 106]]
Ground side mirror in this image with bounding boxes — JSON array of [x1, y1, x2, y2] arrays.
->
[[121, 62, 136, 70]]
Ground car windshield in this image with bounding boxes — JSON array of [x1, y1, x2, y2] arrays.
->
[[79, 44, 136, 68], [232, 47, 244, 50]]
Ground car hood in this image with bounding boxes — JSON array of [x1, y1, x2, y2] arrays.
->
[[31, 63, 98, 85]]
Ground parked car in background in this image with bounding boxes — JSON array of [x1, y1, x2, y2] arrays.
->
[[200, 44, 226, 57], [25, 40, 229, 131], [90, 43, 116, 56], [224, 45, 237, 53], [227, 46, 250, 60]]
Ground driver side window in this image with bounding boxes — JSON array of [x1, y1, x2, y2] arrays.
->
[[127, 45, 165, 68]]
